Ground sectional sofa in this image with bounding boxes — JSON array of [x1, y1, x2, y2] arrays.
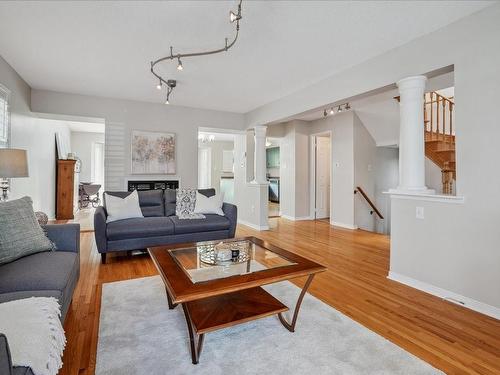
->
[[94, 188, 237, 263]]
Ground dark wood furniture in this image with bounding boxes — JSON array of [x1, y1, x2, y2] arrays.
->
[[56, 159, 76, 220], [148, 236, 326, 364]]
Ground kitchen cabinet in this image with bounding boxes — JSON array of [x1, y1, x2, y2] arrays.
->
[[266, 147, 280, 168]]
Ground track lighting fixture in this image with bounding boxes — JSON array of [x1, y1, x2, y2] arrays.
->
[[156, 80, 162, 90], [322, 102, 351, 117], [150, 0, 243, 104]]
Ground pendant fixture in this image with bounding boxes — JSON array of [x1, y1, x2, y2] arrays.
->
[[150, 0, 243, 104]]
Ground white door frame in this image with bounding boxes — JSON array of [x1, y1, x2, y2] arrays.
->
[[309, 131, 332, 220]]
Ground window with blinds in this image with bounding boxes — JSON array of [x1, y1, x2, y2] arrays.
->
[[0, 84, 10, 147]]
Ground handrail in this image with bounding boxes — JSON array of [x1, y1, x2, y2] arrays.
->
[[354, 186, 384, 219]]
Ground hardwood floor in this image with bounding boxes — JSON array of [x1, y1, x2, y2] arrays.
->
[[60, 218, 500, 375]]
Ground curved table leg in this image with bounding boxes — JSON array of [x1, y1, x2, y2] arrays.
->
[[278, 274, 315, 333], [182, 304, 204, 364]]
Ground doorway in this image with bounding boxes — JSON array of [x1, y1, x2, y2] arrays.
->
[[311, 133, 331, 220]]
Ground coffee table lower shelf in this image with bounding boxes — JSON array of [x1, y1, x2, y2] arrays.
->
[[179, 287, 288, 364], [186, 287, 288, 334]]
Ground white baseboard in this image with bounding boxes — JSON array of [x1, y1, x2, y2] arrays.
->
[[388, 271, 500, 320], [281, 215, 313, 221], [330, 221, 358, 230], [237, 220, 269, 231]]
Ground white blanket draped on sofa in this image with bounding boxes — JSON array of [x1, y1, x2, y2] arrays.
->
[[0, 297, 66, 375]]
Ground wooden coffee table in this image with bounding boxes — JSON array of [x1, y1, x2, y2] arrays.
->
[[148, 236, 326, 364]]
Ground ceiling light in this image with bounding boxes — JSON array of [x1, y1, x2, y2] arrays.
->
[[150, 0, 243, 104], [329, 108, 334, 115], [165, 98, 169, 105], [337, 105, 343, 112], [323, 110, 327, 117], [156, 80, 162, 90], [345, 103, 351, 111]]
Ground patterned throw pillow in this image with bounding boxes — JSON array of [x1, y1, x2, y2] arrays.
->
[[0, 196, 55, 265], [175, 189, 206, 219]]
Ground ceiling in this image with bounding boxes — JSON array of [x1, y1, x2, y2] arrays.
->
[[0, 1, 492, 113]]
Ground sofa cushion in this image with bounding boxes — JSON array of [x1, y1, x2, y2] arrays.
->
[[164, 189, 177, 216], [106, 217, 175, 240], [137, 190, 165, 217], [170, 214, 230, 235], [0, 251, 78, 297], [104, 190, 165, 217]]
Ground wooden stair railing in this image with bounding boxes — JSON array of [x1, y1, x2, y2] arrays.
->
[[395, 91, 456, 194], [354, 186, 384, 219]]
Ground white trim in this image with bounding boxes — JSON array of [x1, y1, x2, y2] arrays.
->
[[237, 219, 269, 231], [309, 131, 333, 220], [385, 191, 465, 204], [330, 221, 358, 230], [388, 271, 500, 320], [281, 214, 313, 221]]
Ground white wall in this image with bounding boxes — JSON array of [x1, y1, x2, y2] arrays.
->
[[71, 131, 104, 184], [374, 147, 398, 234], [425, 157, 443, 194], [1, 55, 72, 218], [31, 90, 245, 191], [353, 112, 377, 232]]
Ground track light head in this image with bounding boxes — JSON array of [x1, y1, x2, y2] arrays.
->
[[323, 109, 327, 117], [177, 57, 183, 71], [330, 108, 334, 115], [229, 10, 241, 23], [156, 80, 162, 90], [165, 98, 170, 105], [337, 105, 343, 113], [345, 103, 351, 111]]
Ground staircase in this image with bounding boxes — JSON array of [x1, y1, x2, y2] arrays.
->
[[423, 92, 455, 194]]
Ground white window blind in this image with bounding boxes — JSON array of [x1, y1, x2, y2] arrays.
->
[[0, 84, 10, 147]]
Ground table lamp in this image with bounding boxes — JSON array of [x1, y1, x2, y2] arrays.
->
[[0, 148, 29, 201]]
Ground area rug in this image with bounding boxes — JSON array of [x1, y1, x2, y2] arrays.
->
[[96, 276, 442, 375]]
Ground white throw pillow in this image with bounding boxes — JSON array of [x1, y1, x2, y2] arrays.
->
[[105, 190, 144, 223], [194, 191, 225, 216]]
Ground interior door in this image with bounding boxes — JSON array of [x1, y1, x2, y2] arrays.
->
[[315, 136, 331, 219]]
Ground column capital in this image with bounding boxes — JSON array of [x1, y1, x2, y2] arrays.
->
[[397, 75, 427, 91]]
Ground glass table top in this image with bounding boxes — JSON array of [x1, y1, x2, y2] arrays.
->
[[170, 239, 297, 283]]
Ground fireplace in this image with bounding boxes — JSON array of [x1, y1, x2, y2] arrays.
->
[[127, 180, 179, 191]]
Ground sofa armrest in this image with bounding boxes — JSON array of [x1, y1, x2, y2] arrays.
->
[[222, 203, 237, 238], [42, 224, 80, 253], [0, 334, 13, 375], [94, 206, 108, 253]]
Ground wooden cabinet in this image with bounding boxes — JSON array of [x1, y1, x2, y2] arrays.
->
[[266, 147, 280, 168], [56, 159, 76, 220]]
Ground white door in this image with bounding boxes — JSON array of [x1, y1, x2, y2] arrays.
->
[[92, 142, 105, 194], [315, 136, 330, 219], [198, 148, 211, 189]]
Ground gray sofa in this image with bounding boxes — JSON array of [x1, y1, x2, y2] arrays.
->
[[94, 188, 237, 263], [0, 223, 80, 375]]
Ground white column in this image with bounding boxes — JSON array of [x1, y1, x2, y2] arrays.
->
[[394, 76, 434, 194], [252, 125, 268, 185]]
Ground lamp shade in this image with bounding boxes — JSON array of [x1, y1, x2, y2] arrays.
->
[[0, 148, 29, 178]]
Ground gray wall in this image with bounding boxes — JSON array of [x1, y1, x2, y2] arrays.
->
[[31, 90, 245, 190], [353, 112, 377, 232]]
